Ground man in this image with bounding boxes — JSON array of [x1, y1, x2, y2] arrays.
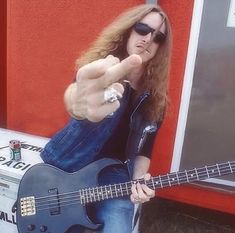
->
[[41, 4, 172, 233]]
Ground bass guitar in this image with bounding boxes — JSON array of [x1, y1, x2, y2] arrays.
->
[[16, 158, 235, 233]]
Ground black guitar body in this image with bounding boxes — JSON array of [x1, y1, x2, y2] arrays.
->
[[16, 158, 121, 233]]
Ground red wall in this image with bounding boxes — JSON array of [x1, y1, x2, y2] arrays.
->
[[6, 0, 143, 136], [150, 0, 235, 214], [0, 0, 7, 127]]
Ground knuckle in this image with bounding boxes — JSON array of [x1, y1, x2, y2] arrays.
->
[[102, 70, 116, 87], [86, 108, 95, 119], [112, 56, 120, 64], [106, 55, 120, 64], [104, 68, 113, 79], [133, 195, 138, 200], [76, 66, 88, 80], [88, 108, 98, 117], [87, 107, 106, 122], [95, 61, 108, 74]]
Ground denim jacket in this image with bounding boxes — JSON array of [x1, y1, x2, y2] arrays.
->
[[40, 85, 160, 176]]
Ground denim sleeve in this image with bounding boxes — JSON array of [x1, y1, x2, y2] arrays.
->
[[40, 118, 110, 172]]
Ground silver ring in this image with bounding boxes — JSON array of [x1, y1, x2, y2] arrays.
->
[[104, 87, 122, 103]]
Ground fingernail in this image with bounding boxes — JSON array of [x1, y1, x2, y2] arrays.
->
[[106, 55, 114, 59]]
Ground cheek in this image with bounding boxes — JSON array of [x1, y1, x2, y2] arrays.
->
[[126, 38, 131, 55], [150, 44, 159, 57], [126, 34, 135, 55], [143, 44, 159, 62]]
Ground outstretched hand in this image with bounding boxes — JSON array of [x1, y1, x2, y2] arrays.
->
[[65, 54, 142, 122]]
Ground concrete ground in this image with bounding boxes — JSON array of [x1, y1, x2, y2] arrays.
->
[[83, 197, 235, 233], [139, 197, 235, 233]]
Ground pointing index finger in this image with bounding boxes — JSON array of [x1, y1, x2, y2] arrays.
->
[[102, 54, 142, 87]]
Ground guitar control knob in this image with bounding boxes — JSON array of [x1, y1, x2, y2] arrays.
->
[[40, 225, 48, 232], [27, 224, 35, 231]]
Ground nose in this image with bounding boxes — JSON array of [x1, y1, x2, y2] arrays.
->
[[142, 32, 152, 43]]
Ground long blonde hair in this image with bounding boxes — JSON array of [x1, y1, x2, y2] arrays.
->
[[77, 4, 172, 122]]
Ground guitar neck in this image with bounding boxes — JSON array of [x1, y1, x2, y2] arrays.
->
[[79, 161, 235, 204]]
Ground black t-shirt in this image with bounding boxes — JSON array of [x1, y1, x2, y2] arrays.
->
[[99, 99, 131, 162]]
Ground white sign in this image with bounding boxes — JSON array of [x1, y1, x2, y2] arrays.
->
[[0, 128, 49, 232]]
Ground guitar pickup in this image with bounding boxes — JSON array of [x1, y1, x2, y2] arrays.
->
[[48, 188, 60, 215]]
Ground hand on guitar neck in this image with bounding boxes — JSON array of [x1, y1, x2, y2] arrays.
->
[[130, 173, 155, 203]]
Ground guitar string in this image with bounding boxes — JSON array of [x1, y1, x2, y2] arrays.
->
[[33, 163, 235, 206], [24, 163, 235, 212], [32, 163, 235, 206], [34, 182, 133, 210], [32, 161, 235, 200], [33, 165, 235, 213], [35, 191, 130, 212], [33, 167, 235, 213]]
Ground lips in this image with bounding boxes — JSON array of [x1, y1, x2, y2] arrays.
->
[[136, 45, 144, 50], [136, 43, 151, 55]]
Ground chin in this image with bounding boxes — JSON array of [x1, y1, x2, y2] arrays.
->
[[138, 55, 150, 63]]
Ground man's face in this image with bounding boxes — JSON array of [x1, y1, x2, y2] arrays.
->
[[126, 12, 166, 63]]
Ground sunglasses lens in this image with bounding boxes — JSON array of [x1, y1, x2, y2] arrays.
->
[[154, 31, 166, 44], [134, 23, 152, 36]]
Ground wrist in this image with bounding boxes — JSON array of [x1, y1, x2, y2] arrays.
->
[[64, 83, 85, 120]]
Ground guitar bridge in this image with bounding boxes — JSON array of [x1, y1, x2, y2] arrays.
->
[[20, 196, 36, 216]]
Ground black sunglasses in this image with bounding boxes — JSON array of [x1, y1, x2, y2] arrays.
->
[[133, 22, 166, 44]]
